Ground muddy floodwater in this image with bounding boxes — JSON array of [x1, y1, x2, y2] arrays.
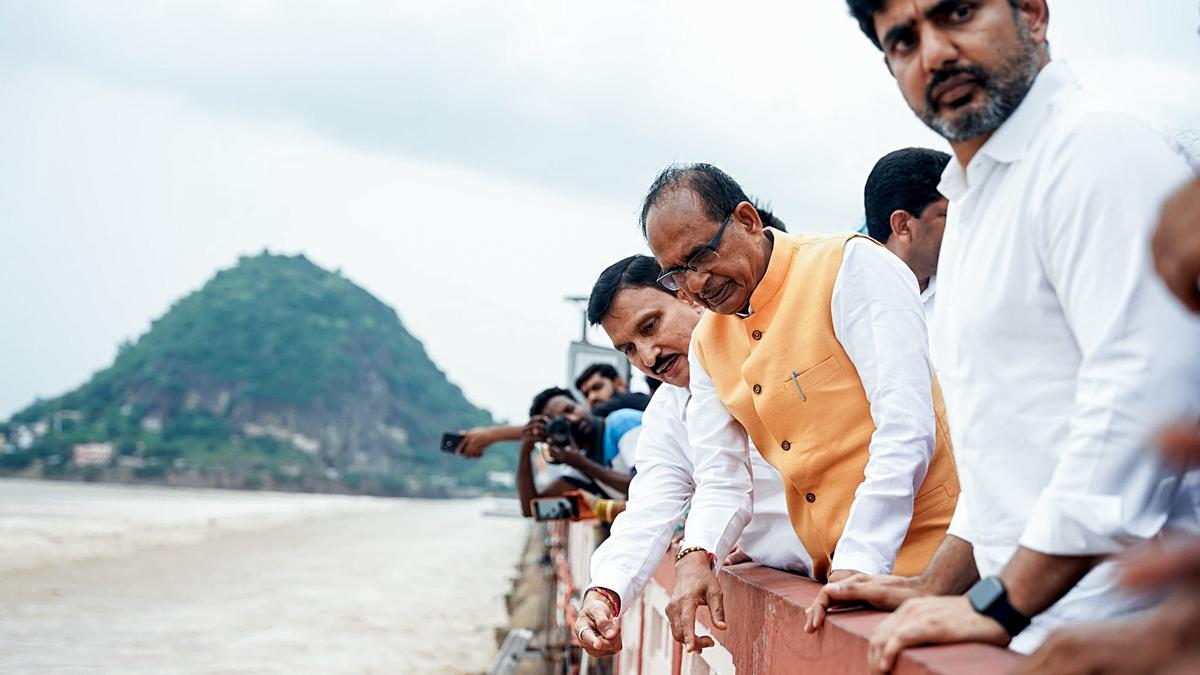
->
[[0, 478, 528, 674]]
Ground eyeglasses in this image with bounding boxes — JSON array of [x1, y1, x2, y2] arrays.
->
[[656, 216, 732, 292]]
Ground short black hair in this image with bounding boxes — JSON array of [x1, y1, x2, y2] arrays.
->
[[574, 363, 620, 391], [639, 163, 751, 237], [846, 0, 1020, 50], [529, 386, 576, 418], [753, 200, 788, 233], [587, 255, 673, 326], [864, 147, 952, 244]]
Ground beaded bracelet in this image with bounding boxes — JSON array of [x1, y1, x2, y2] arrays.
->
[[675, 545, 717, 568], [585, 586, 622, 615]]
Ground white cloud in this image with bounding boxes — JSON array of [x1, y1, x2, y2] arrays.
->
[[0, 65, 643, 424], [1, 1, 1197, 426]]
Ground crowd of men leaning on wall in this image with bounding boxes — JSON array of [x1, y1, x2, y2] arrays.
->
[[453, 1, 1200, 673]]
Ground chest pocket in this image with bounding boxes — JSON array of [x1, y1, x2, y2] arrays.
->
[[778, 355, 841, 401]]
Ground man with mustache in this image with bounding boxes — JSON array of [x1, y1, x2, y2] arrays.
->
[[642, 163, 960, 652], [573, 252, 811, 658], [812, 1, 1200, 670]]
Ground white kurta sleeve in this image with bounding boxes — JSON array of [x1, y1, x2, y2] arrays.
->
[[828, 238, 937, 575], [1019, 112, 1200, 555], [588, 390, 695, 609], [679, 341, 754, 573]]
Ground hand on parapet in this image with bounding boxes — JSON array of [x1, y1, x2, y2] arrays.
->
[[827, 568, 864, 583], [866, 595, 1008, 675], [1014, 589, 1200, 675], [575, 590, 623, 658], [666, 549, 726, 653], [1151, 176, 1200, 313], [724, 546, 751, 566], [804, 573, 925, 633]]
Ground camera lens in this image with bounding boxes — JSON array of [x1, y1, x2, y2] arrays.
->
[[546, 416, 572, 447]]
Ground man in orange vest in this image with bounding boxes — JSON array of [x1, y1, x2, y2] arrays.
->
[[643, 162, 959, 652]]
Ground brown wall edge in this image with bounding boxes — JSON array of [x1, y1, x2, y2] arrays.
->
[[652, 555, 1019, 674]]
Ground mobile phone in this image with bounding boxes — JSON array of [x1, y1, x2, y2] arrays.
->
[[531, 495, 581, 522], [440, 432, 465, 454]]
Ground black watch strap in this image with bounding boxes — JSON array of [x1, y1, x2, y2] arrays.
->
[[967, 576, 1031, 637]]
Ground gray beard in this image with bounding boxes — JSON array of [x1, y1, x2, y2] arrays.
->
[[923, 26, 1042, 143]]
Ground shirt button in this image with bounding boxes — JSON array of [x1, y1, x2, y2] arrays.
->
[[805, 492, 816, 503], [781, 440, 791, 451], [751, 330, 763, 340], [752, 384, 762, 394]]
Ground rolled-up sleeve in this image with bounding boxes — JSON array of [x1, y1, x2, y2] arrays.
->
[[829, 238, 936, 575], [1019, 115, 1200, 555], [680, 342, 754, 573]]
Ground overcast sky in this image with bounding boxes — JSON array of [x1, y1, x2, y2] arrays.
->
[[2, 1, 1198, 428]]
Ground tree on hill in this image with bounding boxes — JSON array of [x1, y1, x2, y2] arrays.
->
[[7, 252, 515, 494]]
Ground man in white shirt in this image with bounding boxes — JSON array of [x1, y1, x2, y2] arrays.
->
[[811, 1, 1200, 669], [572, 249, 812, 657], [1013, 174, 1200, 675], [863, 147, 952, 323]]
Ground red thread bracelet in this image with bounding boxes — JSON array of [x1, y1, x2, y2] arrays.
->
[[586, 586, 621, 615]]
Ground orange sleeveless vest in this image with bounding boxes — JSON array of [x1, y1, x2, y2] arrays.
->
[[693, 232, 958, 580]]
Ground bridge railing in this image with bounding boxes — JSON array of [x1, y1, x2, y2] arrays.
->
[[563, 520, 1019, 675]]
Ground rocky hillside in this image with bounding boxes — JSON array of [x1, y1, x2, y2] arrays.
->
[[3, 253, 512, 495]]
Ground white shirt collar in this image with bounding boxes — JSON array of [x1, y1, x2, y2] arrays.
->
[[921, 274, 937, 303], [939, 60, 1081, 200]]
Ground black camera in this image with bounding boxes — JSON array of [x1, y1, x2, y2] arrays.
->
[[545, 416, 573, 447]]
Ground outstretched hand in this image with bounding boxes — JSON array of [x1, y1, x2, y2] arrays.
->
[[665, 550, 727, 653], [575, 591, 623, 658], [455, 427, 496, 458]]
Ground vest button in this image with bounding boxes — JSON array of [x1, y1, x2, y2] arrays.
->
[[751, 330, 763, 340], [805, 492, 816, 503], [752, 384, 762, 394], [781, 440, 791, 451]]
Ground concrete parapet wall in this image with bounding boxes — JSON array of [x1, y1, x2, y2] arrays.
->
[[570, 521, 1019, 675]]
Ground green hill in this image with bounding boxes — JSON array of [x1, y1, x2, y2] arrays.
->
[[2, 252, 514, 496]]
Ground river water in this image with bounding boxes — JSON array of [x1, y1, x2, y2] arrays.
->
[[0, 478, 529, 674]]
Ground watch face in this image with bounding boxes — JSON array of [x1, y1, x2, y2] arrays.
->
[[968, 576, 1005, 613]]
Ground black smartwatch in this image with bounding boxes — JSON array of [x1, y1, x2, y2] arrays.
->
[[967, 576, 1030, 637]]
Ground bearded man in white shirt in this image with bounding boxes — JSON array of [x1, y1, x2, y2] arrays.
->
[[572, 248, 814, 657], [806, 1, 1200, 670]]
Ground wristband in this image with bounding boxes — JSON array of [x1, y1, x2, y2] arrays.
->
[[675, 545, 717, 567], [586, 586, 621, 615]]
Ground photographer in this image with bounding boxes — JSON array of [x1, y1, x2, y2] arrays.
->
[[515, 386, 640, 518], [453, 366, 649, 459]]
